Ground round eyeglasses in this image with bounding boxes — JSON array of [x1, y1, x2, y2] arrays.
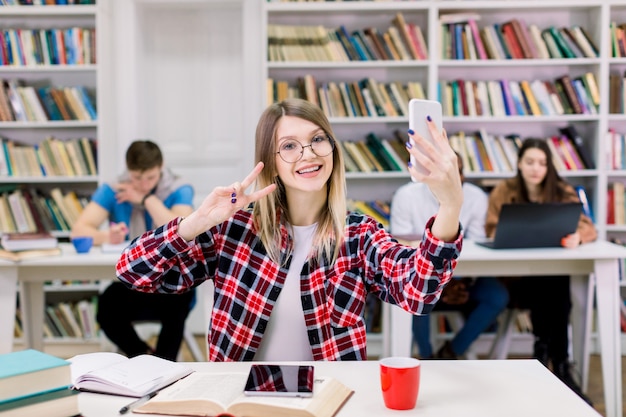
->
[[276, 134, 335, 163]]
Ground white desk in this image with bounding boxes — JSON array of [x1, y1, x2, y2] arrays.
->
[[387, 240, 626, 417], [0, 244, 119, 353], [78, 360, 600, 417]]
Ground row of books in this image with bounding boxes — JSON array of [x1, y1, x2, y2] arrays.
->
[[268, 75, 425, 118], [41, 297, 98, 339], [438, 73, 600, 118], [268, 12, 428, 62], [440, 15, 598, 60], [0, 350, 79, 417], [0, 136, 98, 177], [607, 129, 626, 171], [607, 182, 626, 225], [0, 0, 94, 4], [339, 131, 410, 173], [449, 128, 592, 174], [347, 199, 391, 229], [0, 27, 96, 67], [609, 71, 626, 114], [610, 22, 626, 58], [0, 187, 87, 234], [0, 80, 97, 122]]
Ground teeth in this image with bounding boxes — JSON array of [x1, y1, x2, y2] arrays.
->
[[298, 166, 320, 174]]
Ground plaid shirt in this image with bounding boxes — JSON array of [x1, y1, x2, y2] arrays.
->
[[116, 211, 462, 362]]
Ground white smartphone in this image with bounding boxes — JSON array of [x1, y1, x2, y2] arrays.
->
[[408, 98, 443, 181], [243, 364, 315, 397]]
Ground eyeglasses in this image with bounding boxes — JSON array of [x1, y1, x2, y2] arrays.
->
[[276, 134, 335, 163]]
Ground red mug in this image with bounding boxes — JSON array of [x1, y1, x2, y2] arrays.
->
[[379, 357, 421, 410]]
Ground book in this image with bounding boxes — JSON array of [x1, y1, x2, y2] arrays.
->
[[0, 247, 61, 262], [0, 350, 71, 404], [0, 231, 57, 251], [133, 371, 354, 417], [0, 387, 79, 417], [68, 352, 194, 398]]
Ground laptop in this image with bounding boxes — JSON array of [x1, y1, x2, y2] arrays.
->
[[476, 202, 583, 249]]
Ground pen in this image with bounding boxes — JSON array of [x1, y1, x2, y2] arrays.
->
[[119, 391, 158, 415]]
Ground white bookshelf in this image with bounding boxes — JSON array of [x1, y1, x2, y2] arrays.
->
[[1, 3, 106, 352]]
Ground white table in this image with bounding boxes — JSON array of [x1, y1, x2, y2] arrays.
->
[[387, 240, 626, 417], [78, 359, 601, 417], [0, 243, 119, 353]]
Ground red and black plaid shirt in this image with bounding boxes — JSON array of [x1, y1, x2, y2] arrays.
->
[[116, 211, 462, 361]]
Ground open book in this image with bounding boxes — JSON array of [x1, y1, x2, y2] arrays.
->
[[67, 352, 193, 398], [134, 372, 354, 417]]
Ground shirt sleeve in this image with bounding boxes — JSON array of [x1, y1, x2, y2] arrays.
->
[[116, 217, 213, 294], [364, 215, 462, 315]]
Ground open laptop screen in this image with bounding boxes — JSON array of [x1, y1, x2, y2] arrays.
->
[[477, 202, 583, 249]]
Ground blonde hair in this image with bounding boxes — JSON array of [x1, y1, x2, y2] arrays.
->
[[252, 99, 347, 265]]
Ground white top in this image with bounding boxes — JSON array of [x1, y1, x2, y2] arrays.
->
[[255, 224, 316, 361], [390, 181, 488, 240]]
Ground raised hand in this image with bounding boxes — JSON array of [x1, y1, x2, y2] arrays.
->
[[114, 181, 144, 205], [406, 118, 463, 241], [177, 162, 276, 241]]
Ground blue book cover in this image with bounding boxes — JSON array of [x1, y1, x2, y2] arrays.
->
[[0, 349, 71, 404]]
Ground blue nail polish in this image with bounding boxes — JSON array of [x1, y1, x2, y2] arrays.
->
[[427, 115, 432, 121], [407, 161, 413, 168], [405, 141, 412, 149], [408, 129, 415, 135], [231, 198, 237, 204], [231, 192, 236, 198]]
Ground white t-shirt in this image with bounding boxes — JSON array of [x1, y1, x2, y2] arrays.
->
[[390, 181, 487, 240], [254, 224, 316, 361]]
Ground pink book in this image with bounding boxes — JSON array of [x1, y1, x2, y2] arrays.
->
[[468, 19, 487, 60]]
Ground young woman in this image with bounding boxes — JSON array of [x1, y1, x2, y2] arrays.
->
[[116, 98, 464, 362], [486, 138, 596, 404]]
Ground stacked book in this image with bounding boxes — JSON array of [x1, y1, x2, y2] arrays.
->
[[0, 349, 79, 417]]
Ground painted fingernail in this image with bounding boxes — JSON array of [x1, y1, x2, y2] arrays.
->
[[427, 115, 432, 121], [405, 141, 412, 149], [408, 129, 415, 135], [231, 198, 237, 204], [231, 192, 236, 198], [407, 161, 413, 168]]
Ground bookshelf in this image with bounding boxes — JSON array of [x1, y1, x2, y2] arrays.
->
[[261, 0, 626, 354], [1, 2, 105, 353], [0, 4, 99, 237]]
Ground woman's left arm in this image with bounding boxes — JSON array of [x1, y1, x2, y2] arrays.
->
[[406, 120, 463, 242], [562, 185, 597, 247]]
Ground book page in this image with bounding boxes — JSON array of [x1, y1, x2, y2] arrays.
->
[[101, 241, 130, 253], [68, 352, 127, 385], [230, 377, 332, 410], [138, 372, 247, 412], [70, 354, 193, 397]]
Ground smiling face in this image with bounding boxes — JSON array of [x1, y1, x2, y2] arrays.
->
[[274, 115, 333, 198], [518, 147, 548, 188]]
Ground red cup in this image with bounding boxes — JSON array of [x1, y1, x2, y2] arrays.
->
[[380, 357, 421, 410]]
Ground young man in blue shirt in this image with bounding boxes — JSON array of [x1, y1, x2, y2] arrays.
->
[[71, 140, 194, 360]]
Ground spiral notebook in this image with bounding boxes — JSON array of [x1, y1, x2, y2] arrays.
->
[[476, 202, 583, 249]]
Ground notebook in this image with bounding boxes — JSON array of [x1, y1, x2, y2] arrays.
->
[[476, 202, 583, 249]]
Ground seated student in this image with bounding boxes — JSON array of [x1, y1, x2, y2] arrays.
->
[[71, 140, 195, 361], [115, 98, 463, 362], [390, 152, 509, 359], [486, 138, 596, 404]]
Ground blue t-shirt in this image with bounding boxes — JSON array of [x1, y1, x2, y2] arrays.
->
[[91, 183, 194, 236]]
